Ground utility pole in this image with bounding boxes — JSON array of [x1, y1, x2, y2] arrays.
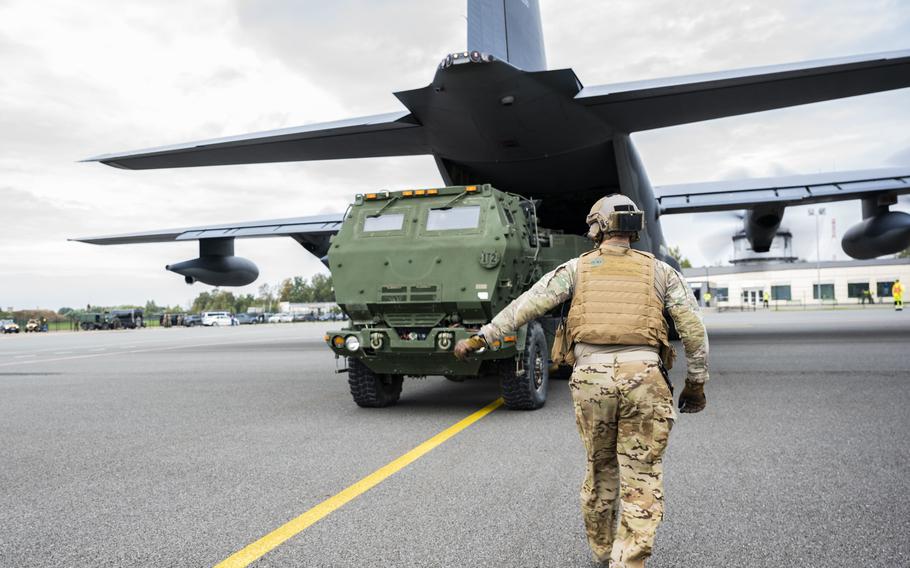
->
[[808, 207, 826, 303]]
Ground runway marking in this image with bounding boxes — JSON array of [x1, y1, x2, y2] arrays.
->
[[214, 397, 506, 568], [13, 354, 35, 359]]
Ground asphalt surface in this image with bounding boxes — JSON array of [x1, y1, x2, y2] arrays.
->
[[1, 310, 908, 567]]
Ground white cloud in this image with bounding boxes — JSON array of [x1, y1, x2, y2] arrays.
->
[[0, 0, 908, 309]]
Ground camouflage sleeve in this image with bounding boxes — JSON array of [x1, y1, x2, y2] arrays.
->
[[661, 263, 710, 384], [479, 259, 577, 341]]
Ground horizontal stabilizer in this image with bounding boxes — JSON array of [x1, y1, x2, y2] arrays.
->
[[84, 112, 427, 170], [577, 49, 910, 132], [70, 214, 343, 245], [655, 168, 910, 215]]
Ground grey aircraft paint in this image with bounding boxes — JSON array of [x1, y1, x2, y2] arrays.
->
[[76, 0, 910, 271]]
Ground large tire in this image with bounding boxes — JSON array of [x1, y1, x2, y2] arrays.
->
[[499, 320, 549, 410], [347, 358, 403, 408]]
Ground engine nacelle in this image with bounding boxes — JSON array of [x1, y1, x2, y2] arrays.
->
[[745, 205, 784, 253], [841, 210, 910, 259], [165, 237, 259, 286]]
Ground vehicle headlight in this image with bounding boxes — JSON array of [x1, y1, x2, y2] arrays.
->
[[345, 335, 361, 352]]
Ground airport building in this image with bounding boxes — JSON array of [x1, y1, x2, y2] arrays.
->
[[684, 258, 909, 308], [278, 301, 339, 315]]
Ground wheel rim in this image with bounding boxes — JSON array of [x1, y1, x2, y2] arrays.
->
[[533, 350, 544, 389]]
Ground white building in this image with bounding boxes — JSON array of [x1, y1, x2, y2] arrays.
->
[[683, 258, 908, 308], [278, 301, 339, 315]]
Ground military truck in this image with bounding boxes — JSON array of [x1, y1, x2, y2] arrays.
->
[[77, 309, 144, 330], [325, 184, 590, 410]]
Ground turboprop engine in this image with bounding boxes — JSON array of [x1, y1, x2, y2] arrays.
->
[[744, 204, 784, 253], [166, 237, 259, 286], [841, 205, 910, 259]]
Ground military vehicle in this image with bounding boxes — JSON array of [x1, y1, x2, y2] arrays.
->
[[77, 309, 144, 331], [324, 184, 589, 410]]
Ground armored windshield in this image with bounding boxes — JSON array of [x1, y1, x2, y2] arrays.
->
[[426, 206, 481, 230], [363, 213, 405, 232]]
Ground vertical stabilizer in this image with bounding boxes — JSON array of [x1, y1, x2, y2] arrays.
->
[[467, 0, 546, 71]]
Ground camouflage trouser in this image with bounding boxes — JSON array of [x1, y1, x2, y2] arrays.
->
[[570, 358, 676, 566]]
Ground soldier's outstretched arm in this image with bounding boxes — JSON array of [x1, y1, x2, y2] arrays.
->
[[477, 259, 577, 343], [455, 262, 575, 360], [661, 264, 710, 412]]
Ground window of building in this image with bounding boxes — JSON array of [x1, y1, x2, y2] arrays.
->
[[713, 287, 729, 301], [847, 282, 870, 299], [771, 285, 791, 301], [877, 281, 895, 298], [813, 283, 835, 300]]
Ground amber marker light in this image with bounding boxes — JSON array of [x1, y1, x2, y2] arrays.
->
[[402, 190, 414, 197], [503, 335, 516, 343], [323, 334, 330, 342], [427, 189, 439, 195], [332, 336, 345, 348], [465, 185, 478, 192], [415, 189, 427, 196], [365, 193, 378, 200]]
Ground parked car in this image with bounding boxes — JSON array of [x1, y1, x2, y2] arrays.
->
[[1, 319, 20, 333], [202, 312, 233, 326], [25, 319, 48, 332], [182, 314, 202, 327], [234, 313, 257, 325], [268, 313, 293, 323]]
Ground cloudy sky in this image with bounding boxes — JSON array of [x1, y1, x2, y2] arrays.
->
[[1, 0, 908, 310]]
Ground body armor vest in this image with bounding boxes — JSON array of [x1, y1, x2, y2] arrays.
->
[[567, 246, 669, 350]]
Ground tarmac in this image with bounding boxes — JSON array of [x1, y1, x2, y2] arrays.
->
[[1, 309, 908, 567]]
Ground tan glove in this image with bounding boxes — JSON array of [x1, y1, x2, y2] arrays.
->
[[678, 381, 706, 413], [454, 335, 486, 361]]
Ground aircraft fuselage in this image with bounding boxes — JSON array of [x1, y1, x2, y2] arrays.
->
[[395, 54, 669, 261]]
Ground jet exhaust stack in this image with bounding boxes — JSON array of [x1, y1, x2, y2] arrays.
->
[[165, 237, 259, 286]]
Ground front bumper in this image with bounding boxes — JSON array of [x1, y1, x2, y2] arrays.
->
[[325, 326, 518, 376]]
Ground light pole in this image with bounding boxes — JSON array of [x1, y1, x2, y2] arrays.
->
[[808, 207, 826, 303]]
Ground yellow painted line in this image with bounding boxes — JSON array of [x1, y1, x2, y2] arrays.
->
[[215, 397, 506, 568]]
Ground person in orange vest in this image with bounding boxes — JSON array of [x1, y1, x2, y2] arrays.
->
[[892, 279, 903, 311]]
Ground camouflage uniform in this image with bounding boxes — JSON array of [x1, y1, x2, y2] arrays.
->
[[480, 243, 709, 566]]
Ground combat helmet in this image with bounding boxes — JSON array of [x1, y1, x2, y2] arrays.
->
[[586, 194, 645, 243]]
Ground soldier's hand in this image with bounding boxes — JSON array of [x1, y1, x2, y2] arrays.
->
[[678, 381, 706, 413], [454, 335, 486, 361]]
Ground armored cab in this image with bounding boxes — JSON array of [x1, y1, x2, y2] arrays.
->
[[325, 184, 589, 409]]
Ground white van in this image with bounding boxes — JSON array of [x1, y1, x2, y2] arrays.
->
[[202, 312, 232, 326]]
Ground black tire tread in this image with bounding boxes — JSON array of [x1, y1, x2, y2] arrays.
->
[[347, 358, 403, 408], [500, 321, 549, 410]]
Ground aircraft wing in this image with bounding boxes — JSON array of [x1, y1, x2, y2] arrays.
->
[[71, 214, 344, 245], [654, 168, 910, 215], [83, 111, 427, 170], [576, 49, 910, 132]]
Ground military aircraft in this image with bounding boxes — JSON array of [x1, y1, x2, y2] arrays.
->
[[75, 0, 910, 286]]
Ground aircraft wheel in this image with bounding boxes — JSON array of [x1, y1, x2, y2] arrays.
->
[[499, 320, 549, 410], [347, 358, 403, 408]]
